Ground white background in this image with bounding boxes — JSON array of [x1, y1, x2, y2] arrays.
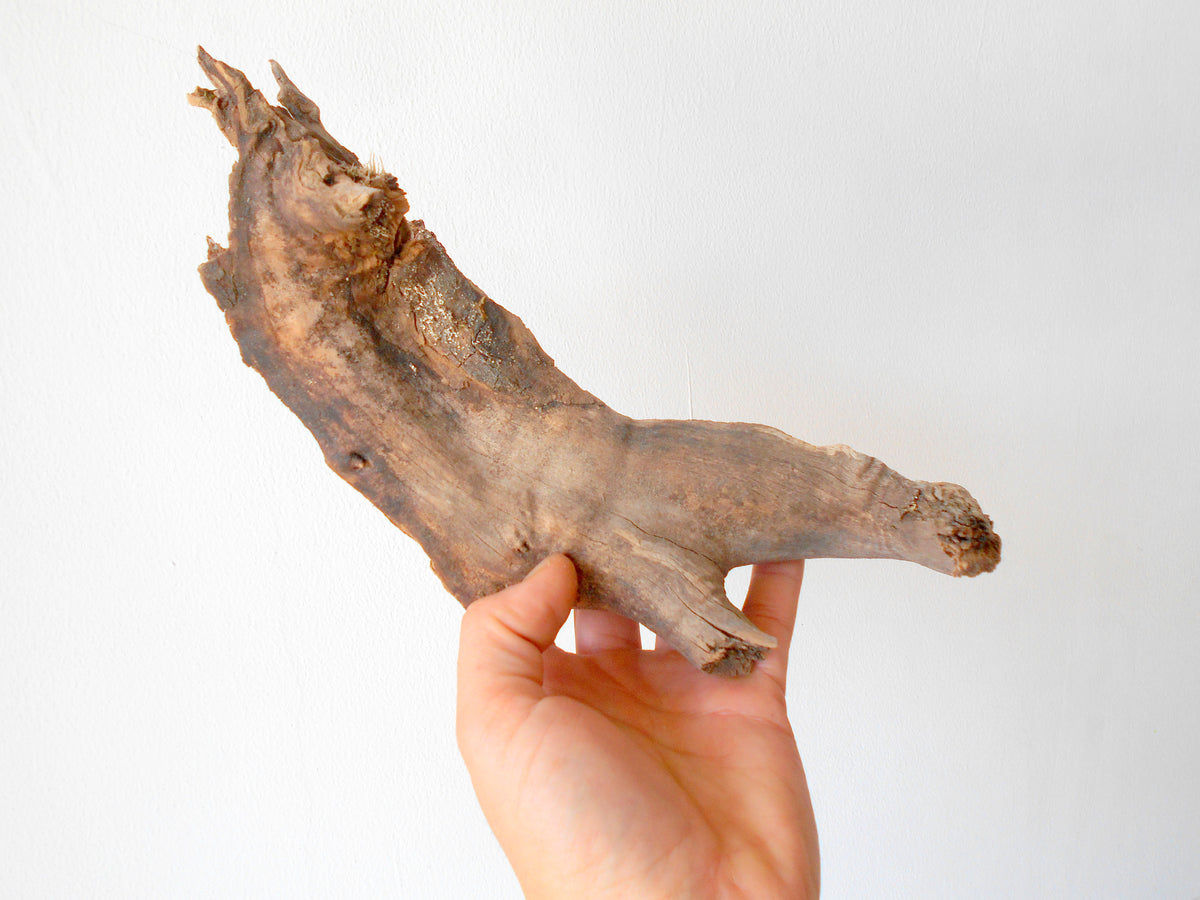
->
[[3, 2, 1198, 897]]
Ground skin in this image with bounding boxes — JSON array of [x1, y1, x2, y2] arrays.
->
[[456, 554, 820, 899]]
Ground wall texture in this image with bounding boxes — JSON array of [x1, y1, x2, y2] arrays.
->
[[2, 2, 1198, 897]]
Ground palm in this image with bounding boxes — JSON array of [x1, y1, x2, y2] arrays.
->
[[458, 559, 819, 900]]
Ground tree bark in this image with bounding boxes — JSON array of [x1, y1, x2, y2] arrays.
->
[[190, 50, 1000, 675]]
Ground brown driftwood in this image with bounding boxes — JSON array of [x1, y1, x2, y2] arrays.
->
[[190, 50, 1000, 675]]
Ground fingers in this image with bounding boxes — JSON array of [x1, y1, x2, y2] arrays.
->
[[741, 560, 805, 688], [457, 554, 578, 733], [574, 607, 643, 654]]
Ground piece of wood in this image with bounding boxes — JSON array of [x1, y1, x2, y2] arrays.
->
[[190, 50, 1000, 675]]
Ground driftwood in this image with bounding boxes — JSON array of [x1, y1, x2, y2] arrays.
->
[[190, 50, 1000, 675]]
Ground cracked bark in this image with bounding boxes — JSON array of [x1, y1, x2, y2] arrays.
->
[[190, 50, 1001, 675]]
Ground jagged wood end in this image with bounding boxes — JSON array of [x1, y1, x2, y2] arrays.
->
[[191, 51, 1000, 675]]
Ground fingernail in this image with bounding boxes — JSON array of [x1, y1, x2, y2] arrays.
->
[[525, 553, 561, 581]]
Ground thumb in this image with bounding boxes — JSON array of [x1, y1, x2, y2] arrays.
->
[[456, 554, 578, 737]]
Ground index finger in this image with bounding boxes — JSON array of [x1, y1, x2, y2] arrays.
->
[[741, 560, 805, 689]]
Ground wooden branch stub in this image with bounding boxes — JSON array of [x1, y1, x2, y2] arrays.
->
[[191, 50, 1001, 675]]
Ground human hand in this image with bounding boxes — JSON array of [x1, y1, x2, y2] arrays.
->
[[456, 555, 819, 899]]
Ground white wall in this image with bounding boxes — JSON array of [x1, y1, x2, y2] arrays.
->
[[3, 2, 1198, 897]]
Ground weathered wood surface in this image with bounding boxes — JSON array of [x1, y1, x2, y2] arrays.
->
[[191, 50, 1000, 675]]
